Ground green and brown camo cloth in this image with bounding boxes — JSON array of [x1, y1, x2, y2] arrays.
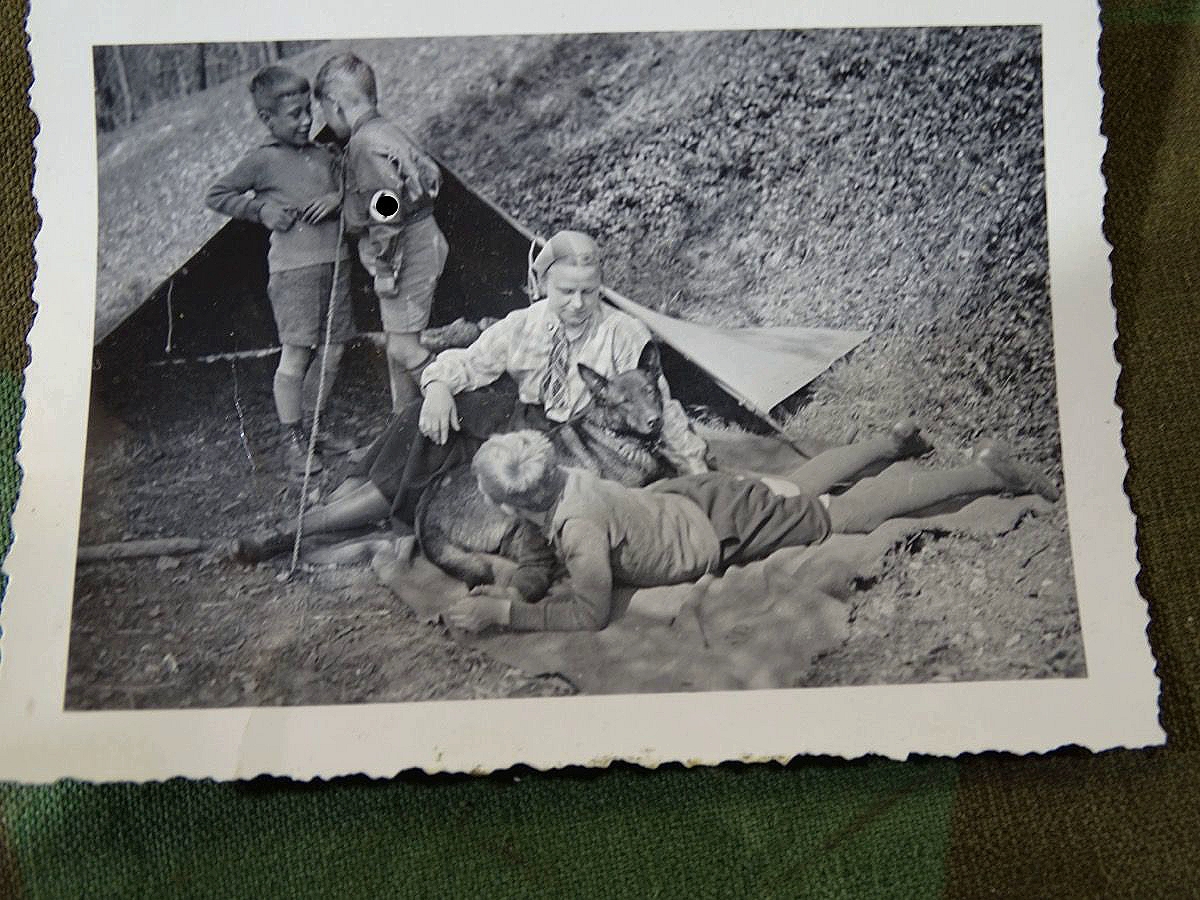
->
[[0, 2, 1197, 897]]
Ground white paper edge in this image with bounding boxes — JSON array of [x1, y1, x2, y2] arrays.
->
[[0, 0, 1163, 783]]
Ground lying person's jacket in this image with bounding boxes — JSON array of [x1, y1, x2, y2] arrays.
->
[[507, 468, 723, 631]]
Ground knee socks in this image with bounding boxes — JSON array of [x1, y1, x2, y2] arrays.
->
[[301, 344, 345, 417], [273, 369, 304, 427]]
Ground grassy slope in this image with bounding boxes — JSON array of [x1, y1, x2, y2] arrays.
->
[[407, 28, 1057, 468]]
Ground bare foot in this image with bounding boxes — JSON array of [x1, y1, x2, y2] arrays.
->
[[889, 418, 934, 459], [973, 441, 1060, 502]]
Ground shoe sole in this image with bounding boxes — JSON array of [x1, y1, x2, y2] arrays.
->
[[234, 532, 297, 564]]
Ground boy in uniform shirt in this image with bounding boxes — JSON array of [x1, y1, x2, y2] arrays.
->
[[313, 52, 449, 411], [445, 428, 1060, 632], [205, 65, 352, 476]]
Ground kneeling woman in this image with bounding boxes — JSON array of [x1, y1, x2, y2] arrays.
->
[[236, 229, 709, 561]]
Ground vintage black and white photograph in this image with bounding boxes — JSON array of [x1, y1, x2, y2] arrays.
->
[[1, 0, 1162, 780], [71, 25, 1084, 708]]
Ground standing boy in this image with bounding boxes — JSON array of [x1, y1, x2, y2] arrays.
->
[[445, 428, 1060, 632], [205, 65, 353, 476], [314, 53, 449, 411]]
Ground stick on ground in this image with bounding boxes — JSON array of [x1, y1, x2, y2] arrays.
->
[[77, 538, 208, 563]]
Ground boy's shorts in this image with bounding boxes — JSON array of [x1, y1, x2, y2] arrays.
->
[[652, 472, 832, 571], [267, 260, 354, 348], [369, 214, 449, 334]]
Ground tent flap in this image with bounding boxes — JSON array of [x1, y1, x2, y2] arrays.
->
[[602, 289, 870, 414]]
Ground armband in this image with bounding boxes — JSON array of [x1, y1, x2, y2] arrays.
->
[[369, 189, 402, 224]]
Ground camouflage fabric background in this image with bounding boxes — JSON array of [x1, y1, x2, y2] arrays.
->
[[0, 2, 1196, 896]]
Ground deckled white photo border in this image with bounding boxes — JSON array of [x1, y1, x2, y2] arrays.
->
[[2, 0, 1161, 782]]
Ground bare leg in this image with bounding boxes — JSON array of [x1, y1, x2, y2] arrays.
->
[[274, 344, 312, 426], [789, 419, 930, 495], [826, 465, 1003, 534], [386, 332, 431, 412], [826, 443, 1057, 534], [234, 481, 393, 563], [274, 345, 321, 475]]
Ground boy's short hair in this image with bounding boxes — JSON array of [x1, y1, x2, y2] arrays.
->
[[249, 65, 309, 112], [313, 53, 378, 105], [472, 431, 560, 512]]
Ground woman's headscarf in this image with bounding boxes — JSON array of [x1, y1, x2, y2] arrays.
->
[[527, 230, 602, 299]]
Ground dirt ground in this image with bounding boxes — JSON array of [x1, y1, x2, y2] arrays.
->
[[67, 343, 1083, 710], [797, 502, 1082, 687], [69, 351, 574, 709]]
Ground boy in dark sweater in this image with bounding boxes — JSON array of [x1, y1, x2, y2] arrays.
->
[[205, 65, 352, 476], [444, 428, 1059, 633]]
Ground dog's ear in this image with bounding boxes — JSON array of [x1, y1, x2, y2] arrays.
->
[[637, 341, 662, 378], [577, 363, 609, 396]]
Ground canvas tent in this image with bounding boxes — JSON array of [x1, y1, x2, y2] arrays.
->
[[93, 162, 538, 373], [433, 175, 871, 429], [91, 44, 868, 427], [94, 158, 868, 433]]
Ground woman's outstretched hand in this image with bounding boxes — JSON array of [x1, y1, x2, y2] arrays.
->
[[419, 381, 460, 444]]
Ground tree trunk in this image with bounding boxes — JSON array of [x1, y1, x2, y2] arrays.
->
[[111, 46, 134, 127], [196, 43, 207, 91], [234, 41, 250, 74], [263, 41, 279, 63], [174, 47, 190, 97]]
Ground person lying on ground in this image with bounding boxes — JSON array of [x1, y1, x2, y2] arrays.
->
[[234, 229, 709, 563], [205, 64, 353, 477], [314, 52, 449, 412], [441, 427, 1059, 633]]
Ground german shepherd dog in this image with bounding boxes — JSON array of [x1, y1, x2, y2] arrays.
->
[[415, 342, 675, 586]]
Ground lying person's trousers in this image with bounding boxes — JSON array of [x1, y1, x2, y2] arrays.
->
[[651, 472, 833, 571]]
